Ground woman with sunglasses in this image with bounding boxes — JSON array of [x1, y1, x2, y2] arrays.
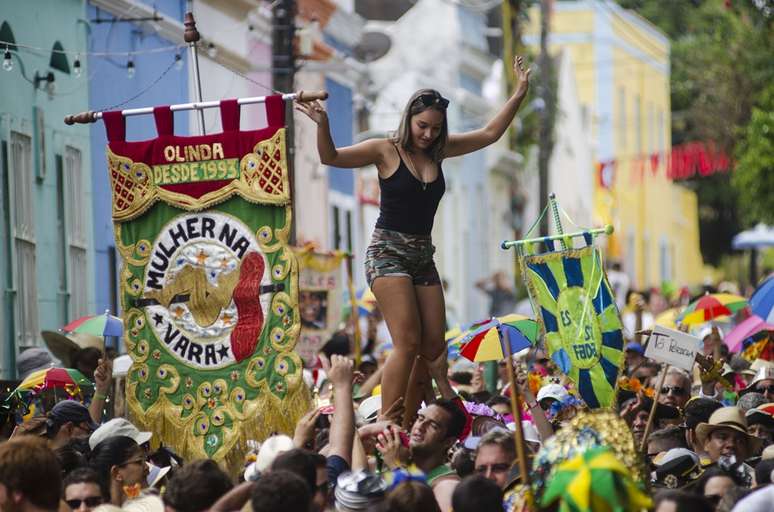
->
[[296, 57, 531, 418], [89, 435, 149, 506]]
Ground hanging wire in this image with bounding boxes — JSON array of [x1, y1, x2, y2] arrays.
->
[[0, 39, 184, 57], [98, 57, 177, 112], [200, 43, 280, 95]]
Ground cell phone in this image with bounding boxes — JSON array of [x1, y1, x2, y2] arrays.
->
[[398, 431, 410, 448]]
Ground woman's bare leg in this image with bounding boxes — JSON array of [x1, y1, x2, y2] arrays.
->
[[371, 276, 422, 415], [399, 284, 447, 426], [415, 284, 447, 361]]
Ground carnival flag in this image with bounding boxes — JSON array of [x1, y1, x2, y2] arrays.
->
[[104, 97, 308, 467], [523, 245, 624, 408], [293, 249, 346, 367]]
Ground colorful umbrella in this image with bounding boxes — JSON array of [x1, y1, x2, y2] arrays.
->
[[540, 446, 652, 512], [677, 293, 748, 325], [459, 314, 539, 362], [725, 314, 774, 352], [16, 367, 93, 395], [63, 311, 123, 337], [751, 276, 774, 324]]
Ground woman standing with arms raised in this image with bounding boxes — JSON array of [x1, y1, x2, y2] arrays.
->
[[296, 57, 531, 418]]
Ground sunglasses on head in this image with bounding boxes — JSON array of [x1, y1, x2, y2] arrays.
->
[[65, 497, 102, 509], [756, 385, 774, 394], [660, 386, 687, 396], [416, 93, 449, 109]]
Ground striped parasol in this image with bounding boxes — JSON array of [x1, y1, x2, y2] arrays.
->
[[63, 311, 123, 337], [459, 314, 539, 362], [677, 293, 748, 325]]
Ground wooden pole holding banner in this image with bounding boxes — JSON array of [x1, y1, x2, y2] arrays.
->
[[502, 329, 533, 509], [344, 254, 361, 367], [640, 363, 669, 453], [64, 91, 328, 125], [183, 12, 207, 135]]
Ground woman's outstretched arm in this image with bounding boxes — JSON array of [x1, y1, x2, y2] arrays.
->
[[296, 99, 387, 169], [444, 56, 531, 158]]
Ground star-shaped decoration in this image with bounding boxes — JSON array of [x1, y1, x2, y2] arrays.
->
[[220, 257, 229, 269], [152, 313, 164, 327], [173, 306, 185, 319], [196, 249, 208, 265], [221, 313, 233, 326], [217, 344, 230, 360]]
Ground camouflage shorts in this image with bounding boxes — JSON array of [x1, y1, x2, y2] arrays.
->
[[365, 228, 441, 287]]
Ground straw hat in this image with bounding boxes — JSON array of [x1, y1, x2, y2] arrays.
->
[[695, 407, 763, 454], [41, 330, 104, 367]]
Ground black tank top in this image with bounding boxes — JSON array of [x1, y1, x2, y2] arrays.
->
[[375, 150, 445, 236]]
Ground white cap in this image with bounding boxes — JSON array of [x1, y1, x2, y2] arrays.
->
[[357, 395, 382, 424], [504, 420, 541, 445], [89, 418, 152, 450], [654, 447, 699, 467], [536, 383, 569, 403], [255, 434, 294, 472], [112, 354, 133, 378]]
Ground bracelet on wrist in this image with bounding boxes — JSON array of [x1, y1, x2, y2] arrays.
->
[[94, 391, 108, 400]]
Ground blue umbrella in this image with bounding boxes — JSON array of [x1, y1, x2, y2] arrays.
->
[[751, 276, 774, 324]]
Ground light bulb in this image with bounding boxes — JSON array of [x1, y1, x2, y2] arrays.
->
[[207, 43, 217, 58], [2, 49, 12, 72], [175, 52, 183, 71], [127, 59, 135, 79], [73, 55, 82, 77]]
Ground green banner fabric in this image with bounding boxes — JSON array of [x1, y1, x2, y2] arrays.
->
[[522, 246, 624, 408], [104, 98, 308, 468]]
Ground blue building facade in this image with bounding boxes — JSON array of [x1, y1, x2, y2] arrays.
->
[[0, 0, 94, 377], [87, 0, 189, 320]]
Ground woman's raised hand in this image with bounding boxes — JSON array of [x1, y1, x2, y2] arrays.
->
[[513, 55, 531, 97], [295, 99, 328, 125]]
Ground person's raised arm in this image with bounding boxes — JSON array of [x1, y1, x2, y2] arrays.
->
[[89, 358, 112, 424], [445, 56, 531, 158], [295, 99, 387, 169], [327, 354, 355, 466]]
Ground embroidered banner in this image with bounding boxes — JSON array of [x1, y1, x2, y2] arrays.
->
[[105, 97, 308, 468], [293, 249, 347, 367], [522, 245, 624, 408]]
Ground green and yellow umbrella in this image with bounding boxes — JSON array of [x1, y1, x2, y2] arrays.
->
[[541, 446, 651, 512], [677, 293, 748, 325]]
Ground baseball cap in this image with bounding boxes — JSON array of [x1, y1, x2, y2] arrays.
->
[[625, 342, 644, 355], [89, 418, 153, 450], [49, 400, 98, 431], [536, 383, 569, 403]]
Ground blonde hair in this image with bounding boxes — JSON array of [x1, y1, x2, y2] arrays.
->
[[392, 88, 449, 162]]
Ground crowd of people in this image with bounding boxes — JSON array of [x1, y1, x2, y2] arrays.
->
[[0, 272, 772, 512]]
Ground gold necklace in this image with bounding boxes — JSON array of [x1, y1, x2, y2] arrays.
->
[[405, 150, 428, 191]]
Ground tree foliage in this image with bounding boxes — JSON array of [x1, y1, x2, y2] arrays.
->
[[732, 84, 774, 225], [616, 0, 773, 264]]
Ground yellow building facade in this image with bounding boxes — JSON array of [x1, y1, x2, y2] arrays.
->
[[525, 1, 705, 290]]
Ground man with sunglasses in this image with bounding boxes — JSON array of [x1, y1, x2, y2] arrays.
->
[[740, 366, 774, 402], [658, 368, 692, 410], [63, 468, 103, 512], [45, 401, 98, 450]]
